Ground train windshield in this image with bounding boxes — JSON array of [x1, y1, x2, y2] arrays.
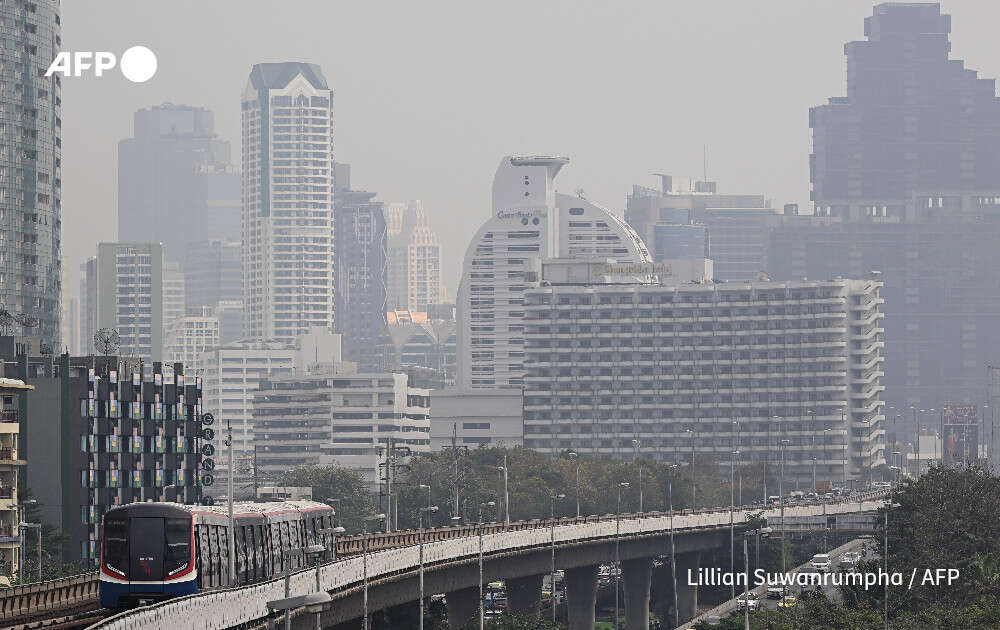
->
[[103, 517, 129, 578], [164, 517, 191, 577]]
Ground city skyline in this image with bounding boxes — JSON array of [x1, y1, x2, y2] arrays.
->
[[56, 1, 1000, 315]]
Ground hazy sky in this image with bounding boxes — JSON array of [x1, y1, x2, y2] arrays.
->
[[60, 1, 1000, 300]]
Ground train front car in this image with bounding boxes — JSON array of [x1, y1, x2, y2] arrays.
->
[[99, 503, 197, 609]]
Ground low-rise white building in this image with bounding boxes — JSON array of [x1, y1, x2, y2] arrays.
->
[[430, 388, 523, 450], [252, 370, 430, 494]]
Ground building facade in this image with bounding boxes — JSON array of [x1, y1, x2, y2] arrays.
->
[[252, 370, 430, 492], [387, 201, 444, 312], [2, 350, 204, 564], [242, 63, 335, 345], [118, 104, 239, 262], [385, 310, 456, 383], [0, 0, 62, 348], [769, 2, 1000, 424], [162, 262, 186, 342], [334, 189, 388, 372], [457, 156, 651, 389], [810, 3, 1000, 218], [199, 340, 295, 492], [162, 308, 219, 377], [522, 262, 886, 484], [429, 388, 523, 450], [0, 379, 30, 579], [625, 176, 775, 281], [81, 243, 164, 362], [184, 239, 241, 313]]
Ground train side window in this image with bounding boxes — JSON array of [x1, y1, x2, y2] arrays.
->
[[235, 526, 246, 585], [218, 526, 230, 586], [260, 524, 270, 578], [197, 525, 211, 588], [208, 526, 220, 588], [272, 523, 282, 573]]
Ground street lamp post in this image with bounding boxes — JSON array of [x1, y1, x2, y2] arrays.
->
[[567, 451, 580, 518], [549, 493, 565, 624], [743, 527, 772, 630], [884, 499, 891, 630], [779, 438, 790, 573], [478, 501, 495, 630], [362, 513, 387, 630], [18, 498, 36, 581], [419, 484, 432, 512], [496, 456, 510, 526], [631, 439, 643, 513], [729, 448, 738, 599], [418, 505, 438, 630], [615, 482, 629, 630], [685, 429, 696, 510], [667, 469, 679, 629], [18, 522, 40, 583]]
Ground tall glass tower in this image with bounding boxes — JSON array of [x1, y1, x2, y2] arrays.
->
[[0, 0, 61, 349]]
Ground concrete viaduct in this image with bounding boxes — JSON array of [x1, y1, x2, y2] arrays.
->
[[91, 494, 887, 630]]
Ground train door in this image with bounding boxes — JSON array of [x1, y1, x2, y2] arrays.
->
[[129, 518, 165, 593]]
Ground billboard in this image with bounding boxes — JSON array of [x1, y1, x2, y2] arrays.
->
[[942, 404, 978, 464]]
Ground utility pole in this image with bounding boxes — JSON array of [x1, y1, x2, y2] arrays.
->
[[225, 416, 235, 584], [442, 423, 467, 521]]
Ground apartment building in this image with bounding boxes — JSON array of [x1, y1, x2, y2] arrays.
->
[[0, 379, 31, 579], [253, 370, 430, 492], [522, 260, 886, 484]]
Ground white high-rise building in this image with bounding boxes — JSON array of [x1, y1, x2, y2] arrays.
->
[[387, 201, 443, 311], [163, 307, 219, 377], [456, 156, 652, 389], [162, 262, 186, 341], [242, 62, 335, 346], [200, 339, 296, 494]]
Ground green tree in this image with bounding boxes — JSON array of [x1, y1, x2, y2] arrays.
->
[[277, 464, 375, 533]]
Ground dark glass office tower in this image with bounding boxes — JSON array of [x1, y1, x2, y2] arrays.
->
[[118, 104, 239, 262], [810, 2, 1000, 216], [335, 188, 389, 372], [0, 0, 61, 349], [772, 3, 1000, 432]]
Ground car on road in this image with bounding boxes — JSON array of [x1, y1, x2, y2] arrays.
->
[[766, 586, 786, 599], [811, 553, 832, 572], [778, 595, 798, 608], [736, 591, 760, 611]]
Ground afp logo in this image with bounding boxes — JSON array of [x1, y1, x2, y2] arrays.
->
[[45, 45, 157, 83]]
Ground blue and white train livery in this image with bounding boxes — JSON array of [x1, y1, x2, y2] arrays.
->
[[99, 500, 335, 609]]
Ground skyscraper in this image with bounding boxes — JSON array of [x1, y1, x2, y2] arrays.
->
[[183, 239, 241, 312], [625, 175, 775, 281], [810, 2, 1000, 215], [770, 2, 1000, 421], [242, 63, 335, 346], [0, 0, 62, 349], [118, 104, 239, 261], [456, 156, 651, 389], [334, 188, 388, 371], [387, 201, 444, 312]]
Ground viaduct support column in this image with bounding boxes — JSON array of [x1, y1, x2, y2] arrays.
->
[[446, 586, 480, 629], [506, 574, 543, 616], [565, 564, 599, 630], [674, 551, 701, 623], [623, 557, 653, 630]]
